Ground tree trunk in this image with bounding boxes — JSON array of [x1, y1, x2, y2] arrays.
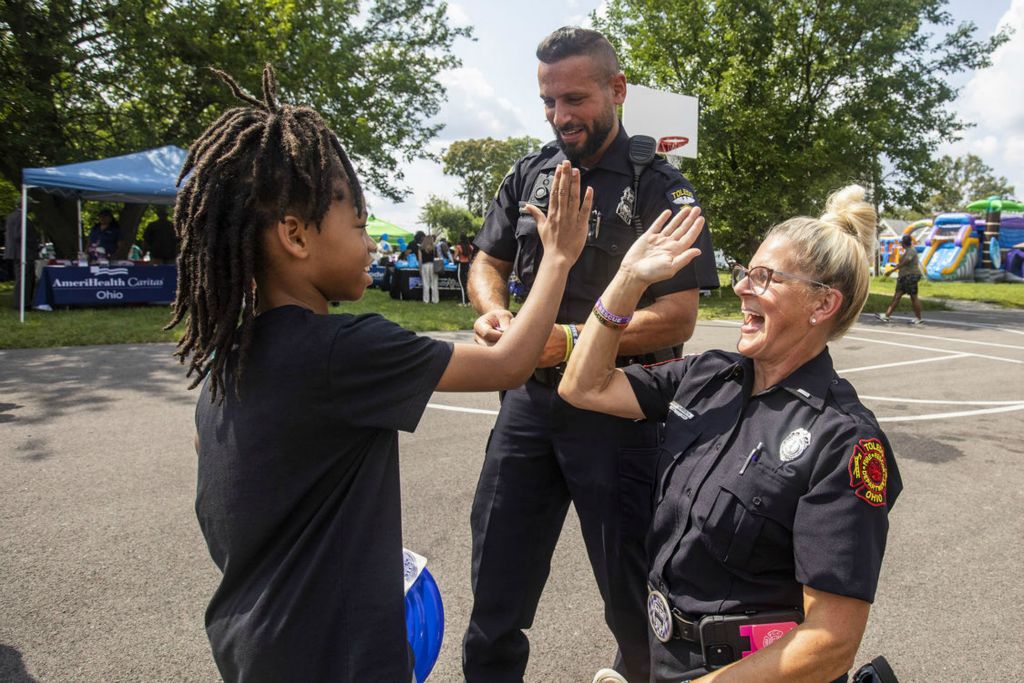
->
[[30, 191, 80, 259], [114, 203, 148, 259]]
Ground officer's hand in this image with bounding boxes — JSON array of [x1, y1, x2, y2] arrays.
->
[[536, 324, 568, 368], [473, 309, 513, 346], [523, 160, 592, 265], [619, 206, 705, 284]]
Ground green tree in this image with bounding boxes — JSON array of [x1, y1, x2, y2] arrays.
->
[[442, 136, 541, 216], [925, 154, 1016, 212], [1, 0, 469, 255], [418, 195, 482, 240], [595, 0, 1008, 261]]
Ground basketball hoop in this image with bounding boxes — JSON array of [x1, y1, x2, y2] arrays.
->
[[657, 136, 690, 154]]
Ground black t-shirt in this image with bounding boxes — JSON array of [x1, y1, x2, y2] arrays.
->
[[624, 349, 902, 613], [417, 245, 436, 263], [195, 306, 452, 682]]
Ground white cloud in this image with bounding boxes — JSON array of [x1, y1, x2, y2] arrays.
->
[[940, 0, 1024, 197], [446, 2, 472, 27], [434, 67, 535, 141]]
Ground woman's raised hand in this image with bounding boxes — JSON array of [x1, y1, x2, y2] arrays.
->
[[522, 160, 592, 266], [618, 206, 705, 285]]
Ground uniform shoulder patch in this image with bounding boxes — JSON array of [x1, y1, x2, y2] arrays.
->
[[666, 186, 697, 207], [848, 438, 889, 507]]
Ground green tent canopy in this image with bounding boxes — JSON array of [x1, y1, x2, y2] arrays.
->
[[365, 215, 415, 246]]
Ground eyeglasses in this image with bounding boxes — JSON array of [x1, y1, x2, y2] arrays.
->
[[730, 264, 831, 296]]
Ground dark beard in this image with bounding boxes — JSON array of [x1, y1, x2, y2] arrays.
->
[[553, 112, 616, 166]]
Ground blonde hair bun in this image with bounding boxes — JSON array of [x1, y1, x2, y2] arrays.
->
[[820, 184, 876, 261]]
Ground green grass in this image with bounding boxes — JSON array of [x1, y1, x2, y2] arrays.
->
[[328, 290, 482, 331], [0, 282, 479, 349], [3, 272, 1020, 350]]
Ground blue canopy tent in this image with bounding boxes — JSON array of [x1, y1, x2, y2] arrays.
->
[[18, 145, 188, 321]]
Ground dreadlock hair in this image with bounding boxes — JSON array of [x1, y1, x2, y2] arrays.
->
[[166, 64, 365, 402]]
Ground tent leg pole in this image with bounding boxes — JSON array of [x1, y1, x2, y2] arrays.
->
[[77, 198, 82, 254], [20, 184, 28, 323]]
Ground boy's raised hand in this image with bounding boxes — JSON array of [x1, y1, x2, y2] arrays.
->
[[618, 206, 705, 285], [522, 160, 592, 266]]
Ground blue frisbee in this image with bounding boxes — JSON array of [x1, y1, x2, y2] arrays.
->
[[404, 565, 444, 682]]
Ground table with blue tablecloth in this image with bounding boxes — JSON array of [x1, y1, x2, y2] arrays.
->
[[371, 262, 464, 301], [32, 264, 177, 309]]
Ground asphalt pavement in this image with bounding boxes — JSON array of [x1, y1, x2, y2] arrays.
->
[[2, 306, 1023, 682]]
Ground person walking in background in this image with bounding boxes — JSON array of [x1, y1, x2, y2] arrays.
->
[[143, 206, 178, 264], [417, 233, 439, 303], [876, 234, 923, 325], [455, 233, 473, 305]]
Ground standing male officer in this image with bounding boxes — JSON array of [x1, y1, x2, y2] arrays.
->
[[463, 27, 719, 682]]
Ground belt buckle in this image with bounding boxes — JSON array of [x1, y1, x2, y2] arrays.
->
[[647, 588, 673, 643]]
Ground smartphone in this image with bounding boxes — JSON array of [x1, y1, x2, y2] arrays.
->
[[698, 609, 803, 669]]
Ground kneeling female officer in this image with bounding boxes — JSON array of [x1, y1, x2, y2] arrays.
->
[[561, 187, 902, 682]]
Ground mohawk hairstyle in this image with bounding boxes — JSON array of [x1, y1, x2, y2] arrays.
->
[[166, 64, 365, 402]]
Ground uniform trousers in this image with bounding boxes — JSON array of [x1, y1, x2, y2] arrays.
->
[[463, 378, 660, 682]]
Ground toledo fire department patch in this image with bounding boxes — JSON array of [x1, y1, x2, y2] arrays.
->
[[848, 438, 889, 507]]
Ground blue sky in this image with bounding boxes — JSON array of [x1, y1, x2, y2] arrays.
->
[[365, 0, 1023, 229]]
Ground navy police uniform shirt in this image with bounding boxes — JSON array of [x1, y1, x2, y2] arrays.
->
[[474, 125, 719, 325], [195, 306, 453, 683], [624, 348, 902, 615]]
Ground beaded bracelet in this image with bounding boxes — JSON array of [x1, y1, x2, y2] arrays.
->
[[592, 298, 633, 329]]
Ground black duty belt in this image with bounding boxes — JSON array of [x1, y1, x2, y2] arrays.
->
[[532, 366, 563, 388], [647, 582, 700, 642]]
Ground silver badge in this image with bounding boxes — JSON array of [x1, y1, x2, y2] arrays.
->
[[647, 589, 673, 643], [616, 186, 635, 223], [779, 428, 811, 462]]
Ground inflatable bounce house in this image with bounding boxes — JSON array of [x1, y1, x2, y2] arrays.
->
[[966, 197, 1024, 283], [920, 213, 980, 281], [879, 197, 1024, 283]]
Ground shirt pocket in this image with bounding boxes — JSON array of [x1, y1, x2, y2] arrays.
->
[[656, 421, 703, 504], [700, 465, 800, 574], [578, 217, 634, 291]]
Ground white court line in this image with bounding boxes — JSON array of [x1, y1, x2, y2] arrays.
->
[[861, 395, 1024, 406], [427, 403, 498, 416], [425, 395, 1024, 421], [838, 353, 969, 374], [850, 325, 1024, 351], [876, 403, 1024, 423], [426, 324, 1023, 422], [866, 314, 1024, 337], [842, 334, 1023, 364]]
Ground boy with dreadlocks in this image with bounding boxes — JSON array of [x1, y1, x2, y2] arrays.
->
[[168, 65, 593, 682]]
